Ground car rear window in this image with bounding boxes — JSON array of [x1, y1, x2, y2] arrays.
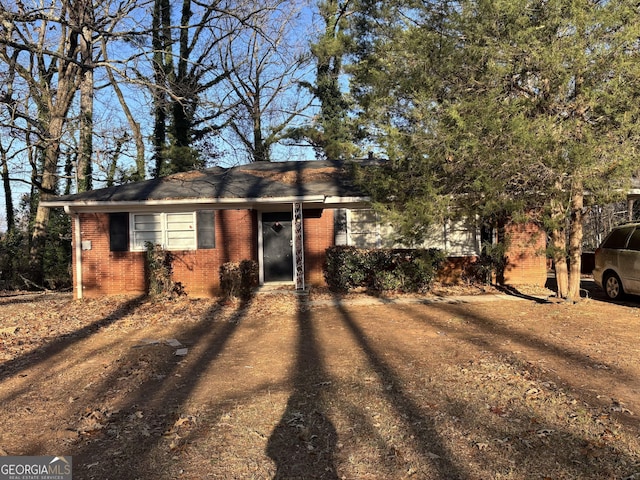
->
[[601, 226, 634, 249], [627, 228, 640, 251]]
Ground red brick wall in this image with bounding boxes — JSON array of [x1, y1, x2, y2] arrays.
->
[[73, 210, 545, 296], [503, 222, 547, 287], [75, 213, 146, 297], [303, 209, 334, 287], [435, 223, 547, 287], [171, 210, 257, 296], [437, 256, 479, 284], [75, 210, 257, 298]]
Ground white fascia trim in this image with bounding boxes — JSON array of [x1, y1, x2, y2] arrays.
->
[[50, 195, 372, 213], [323, 196, 371, 208], [52, 195, 328, 212], [324, 196, 370, 203]]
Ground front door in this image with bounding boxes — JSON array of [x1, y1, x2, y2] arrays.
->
[[262, 212, 294, 282]]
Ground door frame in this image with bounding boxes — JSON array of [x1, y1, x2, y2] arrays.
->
[[258, 210, 295, 285]]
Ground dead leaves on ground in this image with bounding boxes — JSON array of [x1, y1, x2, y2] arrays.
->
[[2, 293, 640, 479]]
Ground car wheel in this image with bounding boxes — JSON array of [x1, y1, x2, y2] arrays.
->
[[604, 273, 624, 300]]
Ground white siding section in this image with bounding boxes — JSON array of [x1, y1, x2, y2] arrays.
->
[[345, 208, 480, 256]]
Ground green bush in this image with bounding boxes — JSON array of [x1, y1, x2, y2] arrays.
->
[[0, 229, 27, 290], [468, 240, 509, 285], [324, 246, 445, 293], [323, 246, 367, 292], [220, 260, 259, 301]]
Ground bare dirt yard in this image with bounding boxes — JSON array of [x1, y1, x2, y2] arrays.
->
[[1, 284, 639, 480]]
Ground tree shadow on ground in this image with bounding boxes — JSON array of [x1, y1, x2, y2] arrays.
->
[[494, 284, 551, 303], [266, 294, 339, 479], [0, 295, 147, 383], [410, 300, 631, 380], [65, 297, 254, 480], [331, 300, 469, 480], [402, 299, 640, 433], [395, 300, 640, 477]]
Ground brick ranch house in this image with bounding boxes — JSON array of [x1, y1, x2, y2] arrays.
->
[[43, 159, 547, 299]]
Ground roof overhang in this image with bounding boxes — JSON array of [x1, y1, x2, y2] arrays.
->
[[43, 194, 371, 214]]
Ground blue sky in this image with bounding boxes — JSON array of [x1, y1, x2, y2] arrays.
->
[[0, 0, 322, 232]]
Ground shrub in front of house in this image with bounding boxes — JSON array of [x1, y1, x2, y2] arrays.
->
[[220, 260, 259, 300], [323, 246, 367, 292], [145, 242, 186, 299], [324, 246, 445, 293]]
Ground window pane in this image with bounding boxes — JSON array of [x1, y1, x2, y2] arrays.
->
[[109, 213, 129, 252], [133, 213, 162, 249], [627, 228, 640, 251], [166, 232, 195, 249], [134, 214, 162, 231], [165, 213, 195, 249], [197, 211, 216, 249], [166, 213, 194, 231], [134, 230, 163, 249], [602, 226, 633, 249]]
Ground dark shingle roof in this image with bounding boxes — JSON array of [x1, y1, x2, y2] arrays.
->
[[45, 160, 371, 206]]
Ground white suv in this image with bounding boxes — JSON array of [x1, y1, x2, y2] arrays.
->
[[593, 222, 640, 300]]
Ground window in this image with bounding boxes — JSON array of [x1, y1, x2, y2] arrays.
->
[[626, 228, 640, 251], [602, 226, 634, 250], [165, 213, 196, 249], [109, 211, 215, 251], [197, 210, 216, 249], [109, 213, 129, 252], [131, 212, 196, 251]]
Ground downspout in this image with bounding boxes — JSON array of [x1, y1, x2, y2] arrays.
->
[[66, 207, 83, 299]]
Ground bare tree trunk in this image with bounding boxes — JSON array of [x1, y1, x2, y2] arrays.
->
[[1, 48, 20, 232], [567, 180, 584, 301], [105, 138, 124, 186], [78, 70, 93, 192], [100, 39, 145, 181], [253, 85, 269, 162], [551, 230, 569, 298], [30, 66, 79, 283], [75, 0, 95, 192], [1, 147, 14, 232], [550, 195, 569, 298], [29, 120, 64, 284], [78, 37, 93, 191], [151, 0, 172, 177]]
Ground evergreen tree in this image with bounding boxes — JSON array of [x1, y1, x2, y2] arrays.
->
[[291, 0, 358, 160], [352, 0, 640, 299]]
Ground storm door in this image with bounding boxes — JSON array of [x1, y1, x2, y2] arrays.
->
[[262, 212, 294, 282]]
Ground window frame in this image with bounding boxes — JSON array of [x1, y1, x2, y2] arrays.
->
[[130, 212, 198, 251], [196, 210, 216, 249], [109, 212, 130, 252], [601, 226, 634, 250]]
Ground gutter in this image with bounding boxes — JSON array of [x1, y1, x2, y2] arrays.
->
[[43, 195, 328, 211], [43, 194, 371, 212]]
